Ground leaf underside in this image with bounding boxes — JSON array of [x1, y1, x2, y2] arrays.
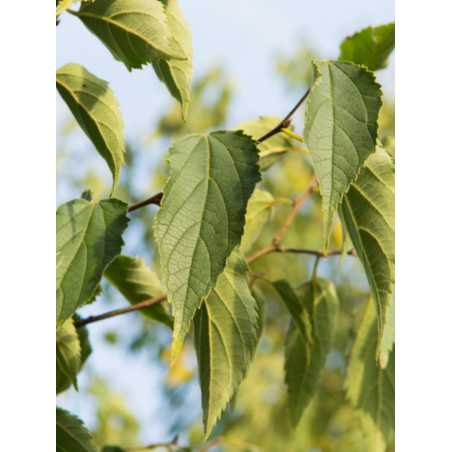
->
[[338, 147, 395, 357], [74, 0, 184, 71], [194, 249, 258, 442], [284, 278, 339, 427], [155, 130, 261, 364], [56, 407, 97, 452], [57, 316, 92, 395], [345, 297, 395, 452], [152, 0, 193, 121], [241, 188, 275, 253], [56, 198, 129, 329], [236, 116, 300, 171], [303, 60, 383, 254], [56, 318, 81, 391], [339, 23, 395, 72], [104, 255, 173, 329], [56, 63, 125, 194]]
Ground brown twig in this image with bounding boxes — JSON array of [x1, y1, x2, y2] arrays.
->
[[127, 87, 311, 214], [256, 87, 311, 142], [74, 294, 168, 328], [75, 246, 355, 328], [128, 192, 163, 213], [123, 434, 179, 451]]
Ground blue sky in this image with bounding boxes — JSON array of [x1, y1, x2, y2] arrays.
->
[[56, 0, 394, 446]]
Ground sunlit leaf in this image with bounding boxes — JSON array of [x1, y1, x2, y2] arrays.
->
[[345, 297, 395, 452], [242, 188, 275, 253], [236, 116, 303, 170], [56, 63, 125, 193], [57, 315, 92, 395], [339, 23, 395, 72], [303, 60, 383, 254], [194, 249, 258, 441], [56, 198, 129, 329], [153, 0, 193, 121], [339, 148, 395, 356], [284, 278, 339, 427], [379, 290, 395, 369], [155, 131, 261, 363], [104, 255, 173, 329], [56, 408, 97, 452], [73, 0, 184, 71], [56, 318, 81, 391]]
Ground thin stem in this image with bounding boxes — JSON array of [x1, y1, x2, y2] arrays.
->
[[245, 244, 278, 265], [128, 192, 163, 213], [74, 294, 168, 328], [280, 128, 304, 143], [256, 87, 311, 142], [56, 0, 73, 17], [273, 175, 317, 244]]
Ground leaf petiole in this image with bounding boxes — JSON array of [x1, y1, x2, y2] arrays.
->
[[281, 127, 305, 143]]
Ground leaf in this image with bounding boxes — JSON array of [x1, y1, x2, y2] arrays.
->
[[241, 188, 275, 253], [56, 63, 125, 194], [251, 286, 266, 347], [84, 283, 102, 305], [303, 60, 383, 254], [379, 289, 395, 369], [73, 0, 184, 71], [338, 147, 395, 356], [274, 279, 313, 347], [340, 220, 354, 264], [56, 198, 129, 329], [339, 23, 395, 72], [56, 407, 97, 452], [102, 447, 126, 452], [155, 130, 261, 363], [345, 297, 395, 452], [236, 116, 302, 170], [56, 318, 81, 391], [57, 315, 92, 395], [104, 255, 173, 329], [194, 249, 258, 441], [152, 0, 193, 121], [284, 278, 339, 427]]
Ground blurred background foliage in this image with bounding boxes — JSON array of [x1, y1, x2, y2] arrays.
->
[[57, 35, 395, 452]]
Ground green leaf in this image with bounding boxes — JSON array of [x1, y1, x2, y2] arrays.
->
[[284, 278, 339, 427], [339, 23, 395, 72], [381, 136, 395, 161], [56, 407, 97, 452], [236, 116, 302, 170], [56, 63, 125, 194], [251, 286, 266, 348], [73, 0, 184, 71], [274, 279, 313, 347], [57, 315, 92, 395], [242, 188, 275, 253], [56, 198, 129, 329], [84, 283, 102, 305], [194, 249, 258, 441], [379, 289, 395, 369], [345, 297, 395, 452], [104, 255, 173, 329], [338, 147, 395, 356], [340, 220, 354, 264], [102, 447, 126, 452], [152, 0, 193, 121], [303, 60, 383, 254], [56, 318, 81, 391], [155, 131, 261, 363], [81, 189, 93, 202]]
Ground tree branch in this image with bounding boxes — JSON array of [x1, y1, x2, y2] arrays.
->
[[256, 87, 311, 142], [127, 87, 311, 214], [74, 294, 168, 328], [128, 192, 163, 213]]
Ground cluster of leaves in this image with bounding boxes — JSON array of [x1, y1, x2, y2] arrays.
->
[[56, 3, 394, 450]]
